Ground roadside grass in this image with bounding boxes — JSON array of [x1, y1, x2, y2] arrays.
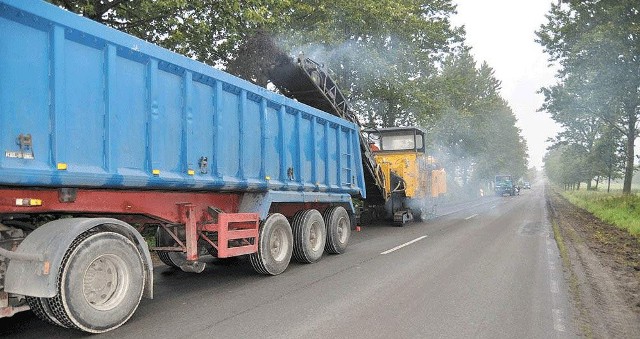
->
[[561, 190, 640, 237]]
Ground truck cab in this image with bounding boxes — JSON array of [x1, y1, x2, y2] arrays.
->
[[495, 175, 516, 196]]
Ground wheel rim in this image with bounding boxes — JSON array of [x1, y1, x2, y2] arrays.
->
[[336, 216, 349, 243], [309, 220, 322, 251], [82, 254, 129, 311], [270, 227, 288, 261]]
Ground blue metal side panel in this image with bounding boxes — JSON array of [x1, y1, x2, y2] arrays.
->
[[64, 38, 106, 175], [0, 14, 51, 178], [191, 78, 216, 184], [0, 0, 366, 198], [113, 56, 147, 177]]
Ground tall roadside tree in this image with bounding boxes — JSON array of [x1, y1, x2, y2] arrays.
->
[[544, 145, 589, 190], [423, 51, 528, 188], [537, 0, 640, 194], [47, 0, 283, 66], [267, 0, 464, 128]]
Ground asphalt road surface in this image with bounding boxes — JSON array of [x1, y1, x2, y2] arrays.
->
[[1, 185, 577, 338]]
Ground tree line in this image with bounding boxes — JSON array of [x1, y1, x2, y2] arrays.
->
[[537, 0, 639, 193], [49, 0, 529, 195]]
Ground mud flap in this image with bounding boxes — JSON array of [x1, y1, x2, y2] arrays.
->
[[4, 218, 153, 299]]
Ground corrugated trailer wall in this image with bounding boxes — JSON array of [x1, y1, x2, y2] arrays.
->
[[0, 0, 365, 198]]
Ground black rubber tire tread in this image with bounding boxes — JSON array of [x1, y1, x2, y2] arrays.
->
[[249, 213, 293, 275], [206, 245, 218, 257], [48, 231, 145, 333], [156, 251, 180, 267], [155, 226, 180, 268], [156, 226, 207, 267], [291, 209, 326, 263], [27, 296, 67, 328], [323, 206, 351, 254], [47, 230, 94, 330]]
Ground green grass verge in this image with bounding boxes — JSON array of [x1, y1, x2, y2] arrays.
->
[[561, 190, 640, 237]]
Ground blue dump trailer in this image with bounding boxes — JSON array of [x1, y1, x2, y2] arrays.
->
[[0, 0, 365, 332]]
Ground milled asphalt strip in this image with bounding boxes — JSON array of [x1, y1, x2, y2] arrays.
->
[[380, 235, 428, 255], [542, 188, 568, 335], [464, 214, 478, 220], [437, 199, 496, 217]]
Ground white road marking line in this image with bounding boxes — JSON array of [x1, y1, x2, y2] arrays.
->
[[464, 214, 478, 220], [552, 309, 566, 332], [381, 236, 428, 255], [550, 280, 559, 294]]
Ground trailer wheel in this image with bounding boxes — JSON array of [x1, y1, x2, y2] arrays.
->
[[323, 206, 350, 254], [155, 226, 185, 268], [27, 297, 66, 328], [155, 227, 185, 267], [157, 251, 187, 268], [249, 213, 292, 275], [48, 231, 145, 333], [291, 209, 326, 263]]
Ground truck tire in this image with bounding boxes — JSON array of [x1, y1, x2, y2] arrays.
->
[[27, 297, 66, 328], [323, 206, 350, 254], [249, 214, 293, 275], [291, 209, 326, 263], [157, 250, 187, 268], [155, 226, 185, 268], [47, 231, 145, 333]]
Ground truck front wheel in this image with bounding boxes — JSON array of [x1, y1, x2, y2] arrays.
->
[[249, 214, 293, 275], [48, 231, 145, 333]]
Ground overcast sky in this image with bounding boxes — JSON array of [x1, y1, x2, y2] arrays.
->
[[451, 0, 561, 169]]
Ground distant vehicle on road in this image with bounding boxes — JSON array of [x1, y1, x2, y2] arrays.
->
[[523, 182, 531, 189], [495, 175, 517, 196]]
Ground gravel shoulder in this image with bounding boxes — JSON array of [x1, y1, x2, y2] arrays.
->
[[546, 188, 640, 338]]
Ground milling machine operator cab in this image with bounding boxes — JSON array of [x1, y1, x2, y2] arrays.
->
[[365, 127, 426, 154], [363, 127, 446, 224]]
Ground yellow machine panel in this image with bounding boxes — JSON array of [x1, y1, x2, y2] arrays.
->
[[374, 152, 446, 199], [375, 152, 422, 199]]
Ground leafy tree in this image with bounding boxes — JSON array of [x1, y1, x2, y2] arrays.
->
[[424, 51, 528, 186], [47, 0, 282, 66], [537, 0, 640, 194], [591, 126, 626, 191], [544, 144, 589, 190], [267, 0, 464, 127]]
